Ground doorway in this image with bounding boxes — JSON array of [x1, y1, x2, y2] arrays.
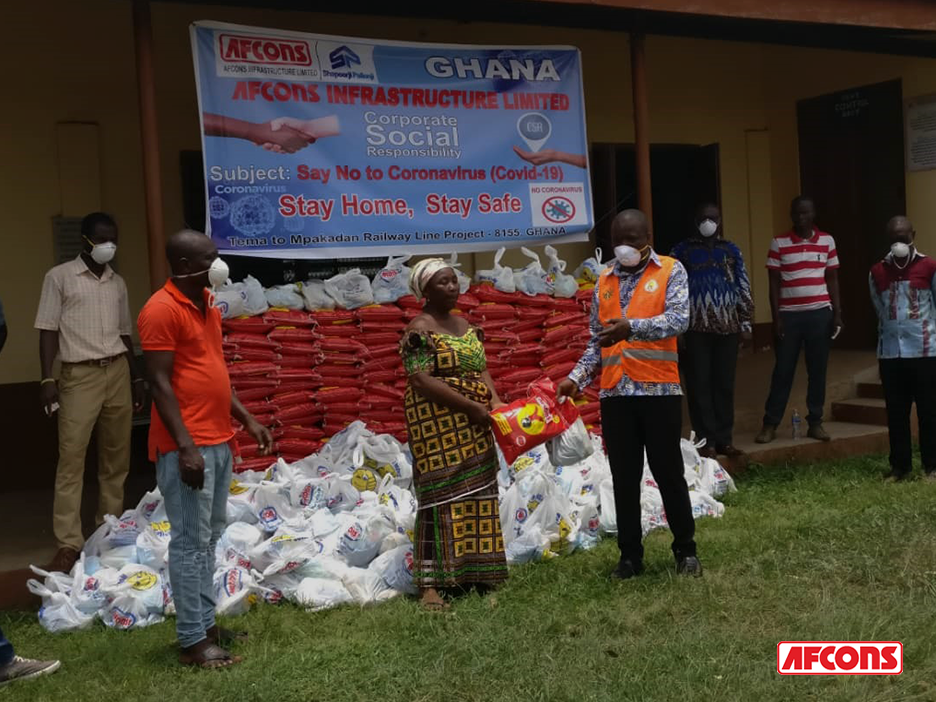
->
[[590, 143, 721, 258], [796, 79, 906, 350]]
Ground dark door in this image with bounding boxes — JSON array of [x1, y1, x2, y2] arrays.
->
[[590, 143, 721, 258], [797, 79, 906, 349]]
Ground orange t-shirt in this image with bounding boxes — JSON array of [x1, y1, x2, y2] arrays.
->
[[138, 281, 233, 460]]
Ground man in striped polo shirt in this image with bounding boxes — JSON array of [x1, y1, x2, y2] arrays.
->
[[756, 196, 843, 443]]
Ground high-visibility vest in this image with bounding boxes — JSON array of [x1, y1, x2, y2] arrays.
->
[[598, 257, 680, 386]]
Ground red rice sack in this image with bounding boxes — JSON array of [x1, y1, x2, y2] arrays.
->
[[234, 457, 278, 474], [232, 377, 280, 390], [270, 391, 313, 408], [234, 386, 276, 402], [318, 324, 360, 338], [320, 338, 366, 354], [356, 305, 405, 322], [225, 333, 278, 350], [544, 361, 578, 382], [468, 304, 517, 321], [319, 376, 366, 389], [228, 349, 278, 363], [228, 361, 277, 377], [369, 384, 404, 401], [482, 329, 521, 345], [498, 367, 543, 385], [489, 379, 572, 464], [361, 344, 399, 359], [316, 365, 363, 378], [276, 439, 323, 458], [275, 355, 321, 369], [359, 332, 402, 346], [541, 348, 582, 368], [396, 295, 423, 309], [471, 286, 520, 304], [312, 310, 357, 325], [361, 356, 403, 373], [517, 328, 542, 344], [268, 328, 319, 343], [274, 403, 321, 422], [263, 310, 315, 327], [316, 387, 364, 404], [366, 395, 400, 410], [363, 370, 402, 384], [513, 293, 552, 307], [549, 298, 584, 312], [273, 426, 326, 441], [222, 318, 276, 334], [455, 293, 480, 310]]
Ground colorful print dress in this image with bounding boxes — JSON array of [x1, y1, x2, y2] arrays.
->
[[400, 327, 508, 589]]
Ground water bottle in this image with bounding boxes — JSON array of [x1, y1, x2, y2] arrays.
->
[[791, 409, 802, 440]]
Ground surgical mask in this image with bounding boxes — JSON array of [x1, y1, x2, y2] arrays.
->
[[891, 242, 911, 259], [614, 244, 649, 268], [174, 257, 230, 289], [698, 219, 719, 238], [85, 238, 117, 265]]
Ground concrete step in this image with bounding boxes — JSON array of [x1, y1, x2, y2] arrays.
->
[[730, 420, 889, 469], [857, 381, 885, 400], [832, 397, 888, 426]]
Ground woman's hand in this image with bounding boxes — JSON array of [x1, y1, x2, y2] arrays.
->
[[491, 400, 507, 411], [466, 402, 491, 428]]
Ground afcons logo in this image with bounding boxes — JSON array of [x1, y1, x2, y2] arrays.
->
[[778, 642, 902, 675], [330, 45, 361, 70], [219, 33, 312, 66]]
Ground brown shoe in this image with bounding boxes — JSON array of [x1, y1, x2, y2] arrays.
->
[[807, 424, 831, 442], [47, 547, 79, 574], [716, 444, 745, 458], [754, 426, 776, 444]]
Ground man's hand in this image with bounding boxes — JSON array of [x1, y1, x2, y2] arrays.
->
[[466, 402, 491, 428], [249, 122, 309, 154], [179, 445, 206, 490], [556, 378, 581, 402], [271, 115, 340, 141], [832, 314, 844, 340], [132, 381, 146, 413], [40, 381, 59, 417], [773, 317, 784, 341], [246, 419, 273, 456], [598, 318, 632, 347]]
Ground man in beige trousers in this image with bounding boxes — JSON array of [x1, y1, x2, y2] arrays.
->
[[35, 212, 144, 572]]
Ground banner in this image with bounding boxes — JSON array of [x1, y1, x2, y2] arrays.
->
[[191, 21, 593, 258]]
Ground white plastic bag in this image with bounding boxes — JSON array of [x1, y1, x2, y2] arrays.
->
[[212, 282, 247, 319], [699, 457, 737, 498], [544, 245, 579, 298], [371, 254, 412, 304], [342, 566, 393, 605], [216, 522, 264, 570], [27, 582, 96, 632], [214, 566, 258, 616], [301, 279, 336, 311], [253, 482, 297, 532], [548, 418, 595, 467], [227, 478, 260, 525], [369, 544, 417, 595], [514, 247, 551, 296], [598, 477, 617, 534], [353, 435, 413, 488], [476, 247, 516, 293], [336, 514, 393, 567], [573, 248, 606, 283], [324, 268, 375, 309], [295, 577, 354, 611], [135, 489, 167, 524], [135, 519, 172, 570], [264, 284, 305, 310], [242, 275, 269, 316], [103, 591, 164, 630], [447, 252, 472, 294]]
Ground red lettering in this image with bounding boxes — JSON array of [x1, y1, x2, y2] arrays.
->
[[835, 646, 858, 670], [803, 646, 821, 668], [860, 646, 881, 670], [881, 646, 898, 670], [819, 646, 836, 670], [781, 646, 802, 671]]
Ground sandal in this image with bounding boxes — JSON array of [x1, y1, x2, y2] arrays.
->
[[178, 642, 242, 669], [420, 588, 450, 612]]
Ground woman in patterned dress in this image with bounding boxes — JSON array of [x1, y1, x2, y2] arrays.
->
[[400, 259, 508, 610]]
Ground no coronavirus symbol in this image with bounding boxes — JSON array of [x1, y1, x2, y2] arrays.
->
[[542, 196, 576, 224]]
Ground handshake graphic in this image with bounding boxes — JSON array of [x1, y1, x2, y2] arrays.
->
[[202, 112, 341, 155]]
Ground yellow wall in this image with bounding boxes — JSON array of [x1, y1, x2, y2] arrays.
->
[[2, 0, 936, 383]]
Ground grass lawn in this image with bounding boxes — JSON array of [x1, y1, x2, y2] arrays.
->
[[4, 453, 936, 702]]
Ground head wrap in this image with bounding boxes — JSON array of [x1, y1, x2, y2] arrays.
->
[[408, 258, 452, 300]]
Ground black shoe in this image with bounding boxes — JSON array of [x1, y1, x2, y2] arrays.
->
[[676, 556, 703, 577], [610, 559, 643, 580], [884, 470, 911, 483]]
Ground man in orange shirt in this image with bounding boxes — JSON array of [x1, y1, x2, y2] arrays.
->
[[138, 230, 271, 669]]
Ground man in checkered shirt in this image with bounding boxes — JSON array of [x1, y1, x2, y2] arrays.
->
[[34, 212, 145, 573]]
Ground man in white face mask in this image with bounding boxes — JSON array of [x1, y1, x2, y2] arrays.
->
[[869, 216, 936, 482], [138, 230, 271, 668], [558, 210, 702, 579], [34, 212, 146, 573]]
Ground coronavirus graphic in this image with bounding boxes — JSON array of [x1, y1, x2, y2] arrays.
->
[[208, 196, 230, 220], [229, 195, 276, 236], [282, 215, 305, 233]]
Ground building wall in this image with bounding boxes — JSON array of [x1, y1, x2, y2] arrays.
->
[[1, 0, 935, 384]]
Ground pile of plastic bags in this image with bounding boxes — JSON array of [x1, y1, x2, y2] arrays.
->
[[29, 421, 735, 632]]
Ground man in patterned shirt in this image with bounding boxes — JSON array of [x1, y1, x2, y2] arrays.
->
[[869, 216, 936, 482], [558, 210, 701, 580], [756, 196, 842, 444], [672, 203, 754, 459], [34, 212, 145, 573]]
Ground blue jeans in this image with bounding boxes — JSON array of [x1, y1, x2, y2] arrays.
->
[[156, 443, 232, 649], [0, 625, 13, 666]]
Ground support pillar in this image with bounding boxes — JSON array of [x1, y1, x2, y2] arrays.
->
[[630, 31, 653, 238]]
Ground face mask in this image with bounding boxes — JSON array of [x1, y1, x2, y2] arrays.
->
[[698, 219, 719, 238], [890, 242, 911, 259], [85, 238, 117, 265], [174, 257, 230, 289], [614, 244, 649, 268]]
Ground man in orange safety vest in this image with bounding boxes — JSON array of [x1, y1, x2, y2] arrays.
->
[[558, 209, 701, 579]]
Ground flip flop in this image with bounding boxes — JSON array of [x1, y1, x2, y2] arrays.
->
[[178, 643, 243, 669]]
